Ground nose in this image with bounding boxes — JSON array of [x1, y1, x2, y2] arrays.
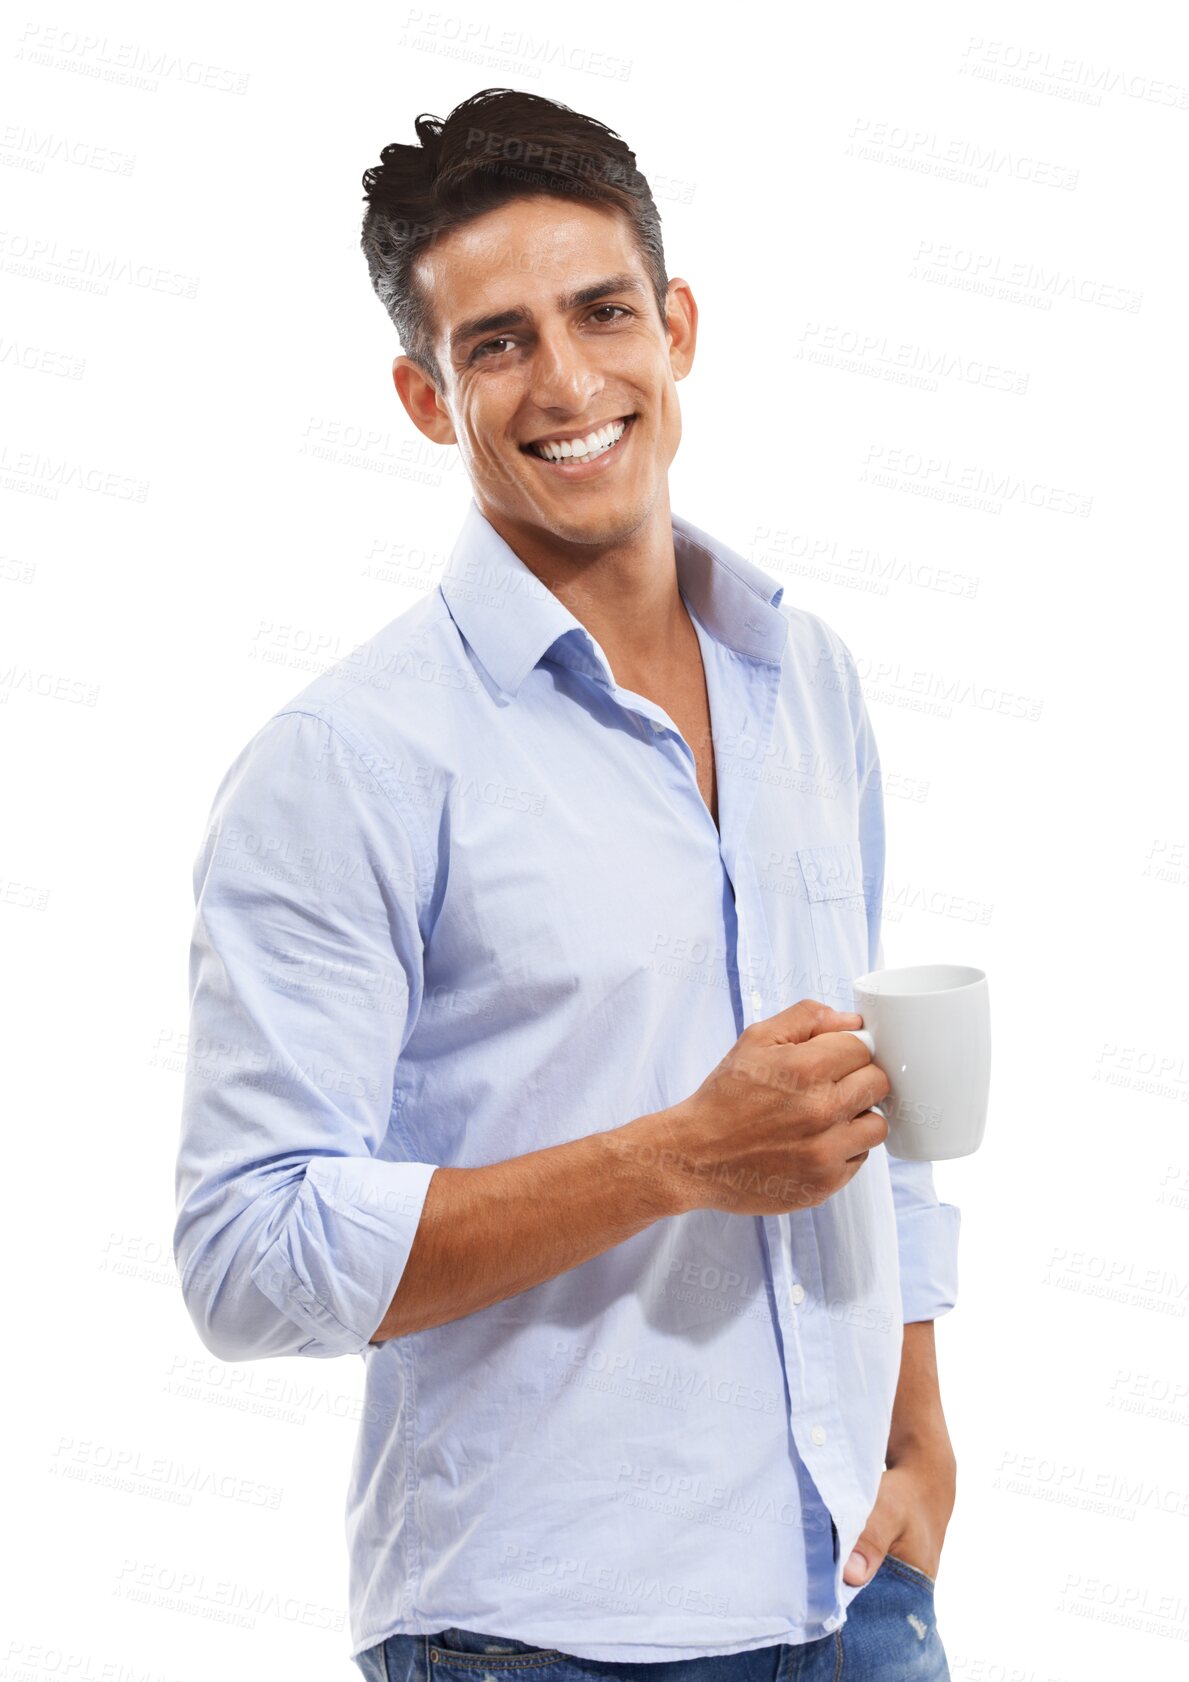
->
[[526, 322, 603, 418]]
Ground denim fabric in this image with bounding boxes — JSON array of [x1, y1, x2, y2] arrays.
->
[[354, 1554, 950, 1681]]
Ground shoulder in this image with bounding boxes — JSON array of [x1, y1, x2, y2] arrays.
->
[[208, 593, 465, 873], [226, 587, 476, 797], [267, 588, 462, 732], [775, 597, 858, 678], [774, 600, 865, 732]]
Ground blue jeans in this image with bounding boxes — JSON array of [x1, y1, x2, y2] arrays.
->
[[354, 1554, 950, 1681]]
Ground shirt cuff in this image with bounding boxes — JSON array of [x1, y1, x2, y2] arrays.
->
[[249, 1157, 438, 1357], [895, 1200, 962, 1322]]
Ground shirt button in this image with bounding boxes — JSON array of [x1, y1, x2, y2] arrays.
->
[[749, 988, 764, 1013], [790, 1283, 806, 1305], [649, 719, 665, 733], [811, 1425, 827, 1446]]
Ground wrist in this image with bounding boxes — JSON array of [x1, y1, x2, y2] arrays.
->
[[886, 1434, 957, 1531], [609, 1106, 700, 1219], [887, 1320, 953, 1466]]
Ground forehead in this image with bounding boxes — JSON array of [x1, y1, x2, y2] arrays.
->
[[416, 195, 641, 321]]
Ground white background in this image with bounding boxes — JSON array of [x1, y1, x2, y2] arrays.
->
[[4, 1, 1188, 1677]]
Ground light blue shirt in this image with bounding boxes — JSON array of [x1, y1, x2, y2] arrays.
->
[[174, 496, 960, 1663]]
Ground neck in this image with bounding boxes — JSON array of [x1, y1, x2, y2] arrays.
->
[[477, 492, 692, 684]]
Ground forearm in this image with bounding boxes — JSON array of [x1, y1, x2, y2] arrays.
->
[[369, 1111, 682, 1341], [887, 1319, 953, 1462]]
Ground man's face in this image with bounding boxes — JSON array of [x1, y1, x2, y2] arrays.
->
[[392, 194, 696, 552]]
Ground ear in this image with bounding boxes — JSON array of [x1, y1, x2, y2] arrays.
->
[[662, 278, 697, 382], [392, 356, 457, 446]]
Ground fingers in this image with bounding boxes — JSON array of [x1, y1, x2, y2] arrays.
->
[[744, 1021, 885, 1141], [798, 1028, 884, 1083], [749, 998, 863, 1047], [843, 1107, 889, 1156], [833, 1060, 892, 1118]]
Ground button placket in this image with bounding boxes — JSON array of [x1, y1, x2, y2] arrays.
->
[[733, 873, 764, 1026], [623, 697, 719, 846]]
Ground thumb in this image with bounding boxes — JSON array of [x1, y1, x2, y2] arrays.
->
[[843, 1527, 888, 1587]]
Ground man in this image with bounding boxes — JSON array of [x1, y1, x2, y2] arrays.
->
[[174, 88, 960, 1679]]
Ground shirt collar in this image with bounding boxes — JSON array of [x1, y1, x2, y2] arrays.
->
[[438, 496, 788, 702]]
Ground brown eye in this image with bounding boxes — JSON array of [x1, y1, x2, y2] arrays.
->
[[473, 337, 514, 362]]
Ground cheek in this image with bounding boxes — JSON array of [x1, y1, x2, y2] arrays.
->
[[456, 396, 483, 447], [657, 382, 683, 452], [459, 411, 528, 493], [459, 391, 517, 462]]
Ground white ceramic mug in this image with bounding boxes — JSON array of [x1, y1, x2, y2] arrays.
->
[[847, 963, 991, 1160]]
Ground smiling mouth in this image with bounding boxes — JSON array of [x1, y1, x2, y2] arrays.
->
[[521, 414, 636, 468]]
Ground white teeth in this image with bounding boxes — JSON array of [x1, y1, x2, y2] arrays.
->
[[531, 418, 628, 463]]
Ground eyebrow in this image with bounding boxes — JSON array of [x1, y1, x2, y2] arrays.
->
[[449, 273, 648, 357]]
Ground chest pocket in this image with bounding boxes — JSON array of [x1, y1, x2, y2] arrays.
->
[[796, 841, 871, 1008]]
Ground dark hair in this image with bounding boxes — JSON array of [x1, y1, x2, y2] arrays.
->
[[359, 87, 669, 390]]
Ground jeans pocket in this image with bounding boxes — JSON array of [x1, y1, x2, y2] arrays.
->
[[429, 1630, 565, 1670], [883, 1551, 937, 1590], [353, 1642, 390, 1681]]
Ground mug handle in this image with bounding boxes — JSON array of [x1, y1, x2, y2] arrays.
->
[[845, 1027, 886, 1120]]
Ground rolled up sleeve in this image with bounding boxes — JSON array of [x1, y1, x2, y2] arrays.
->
[[173, 707, 439, 1362], [835, 629, 962, 1324]]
